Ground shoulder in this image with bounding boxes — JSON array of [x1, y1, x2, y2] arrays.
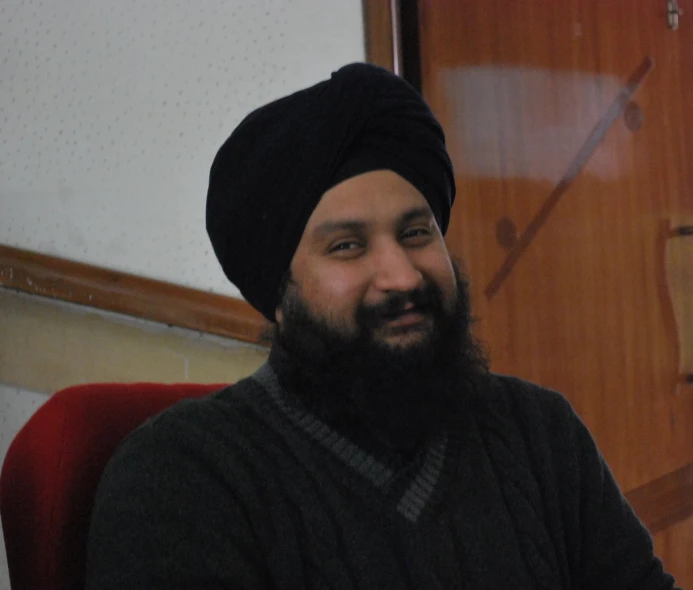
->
[[140, 376, 264, 436], [483, 373, 579, 428], [93, 375, 284, 525], [475, 374, 599, 515], [87, 378, 277, 588], [105, 376, 273, 480], [476, 373, 594, 471]]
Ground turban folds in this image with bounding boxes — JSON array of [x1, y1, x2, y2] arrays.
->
[[206, 63, 455, 322]]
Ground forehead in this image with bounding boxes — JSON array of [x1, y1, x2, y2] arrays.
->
[[304, 170, 432, 233]]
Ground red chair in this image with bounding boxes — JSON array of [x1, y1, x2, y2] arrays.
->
[[0, 381, 224, 590]]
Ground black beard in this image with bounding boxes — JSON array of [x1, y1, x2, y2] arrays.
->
[[269, 264, 489, 454]]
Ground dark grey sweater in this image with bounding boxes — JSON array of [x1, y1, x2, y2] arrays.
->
[[86, 365, 678, 589]]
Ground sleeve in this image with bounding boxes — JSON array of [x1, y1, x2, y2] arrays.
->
[[546, 394, 680, 590], [85, 416, 272, 590]]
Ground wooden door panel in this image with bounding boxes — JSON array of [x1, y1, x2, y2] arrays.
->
[[417, 0, 692, 582], [654, 516, 693, 584]]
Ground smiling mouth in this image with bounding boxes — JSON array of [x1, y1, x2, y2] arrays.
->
[[386, 310, 425, 326], [380, 306, 429, 329]]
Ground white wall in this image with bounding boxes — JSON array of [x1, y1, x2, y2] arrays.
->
[[0, 0, 366, 299]]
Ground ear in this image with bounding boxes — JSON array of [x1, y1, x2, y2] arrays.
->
[[275, 306, 284, 325]]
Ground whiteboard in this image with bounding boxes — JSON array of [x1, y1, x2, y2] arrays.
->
[[0, 0, 365, 298]]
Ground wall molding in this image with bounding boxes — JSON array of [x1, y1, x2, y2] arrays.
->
[[0, 244, 268, 345]]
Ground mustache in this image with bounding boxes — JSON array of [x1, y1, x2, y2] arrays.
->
[[356, 282, 443, 326]]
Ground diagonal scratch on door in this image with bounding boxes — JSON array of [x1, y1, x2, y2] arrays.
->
[[484, 56, 655, 300]]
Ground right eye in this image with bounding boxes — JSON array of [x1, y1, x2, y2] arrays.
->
[[327, 240, 364, 255]]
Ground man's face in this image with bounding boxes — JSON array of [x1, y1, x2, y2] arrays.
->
[[276, 169, 457, 349]]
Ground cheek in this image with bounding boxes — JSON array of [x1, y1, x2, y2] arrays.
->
[[439, 258, 457, 289], [420, 249, 457, 297], [302, 264, 369, 314]]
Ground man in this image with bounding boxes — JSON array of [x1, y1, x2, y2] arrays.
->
[[86, 63, 678, 589]]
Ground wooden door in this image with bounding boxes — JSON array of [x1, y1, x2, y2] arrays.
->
[[415, 0, 693, 583]]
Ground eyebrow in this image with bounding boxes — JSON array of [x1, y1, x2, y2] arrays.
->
[[399, 206, 432, 226], [312, 206, 433, 241]]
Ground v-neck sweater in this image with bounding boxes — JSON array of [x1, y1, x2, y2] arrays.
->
[[86, 365, 678, 590]]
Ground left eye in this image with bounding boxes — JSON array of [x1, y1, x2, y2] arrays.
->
[[332, 242, 358, 251], [402, 228, 430, 239]]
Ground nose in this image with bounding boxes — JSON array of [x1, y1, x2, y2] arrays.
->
[[370, 242, 424, 293]]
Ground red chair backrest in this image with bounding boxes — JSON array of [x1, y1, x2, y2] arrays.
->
[[0, 382, 224, 590]]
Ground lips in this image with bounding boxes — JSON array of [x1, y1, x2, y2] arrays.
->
[[386, 310, 426, 327], [381, 305, 427, 327]]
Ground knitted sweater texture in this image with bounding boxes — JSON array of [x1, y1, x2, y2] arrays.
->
[[86, 365, 678, 589]]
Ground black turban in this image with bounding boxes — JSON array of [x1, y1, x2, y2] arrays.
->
[[206, 62, 455, 322]]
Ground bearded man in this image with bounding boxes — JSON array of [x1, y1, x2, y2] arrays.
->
[[86, 63, 678, 589]]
